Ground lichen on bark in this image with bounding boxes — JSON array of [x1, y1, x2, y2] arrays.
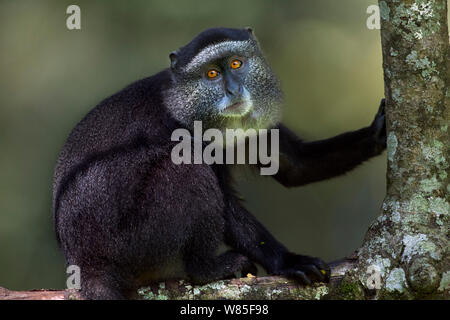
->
[[355, 0, 449, 299], [137, 277, 331, 300]]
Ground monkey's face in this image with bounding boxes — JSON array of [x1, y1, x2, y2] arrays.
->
[[164, 38, 283, 132]]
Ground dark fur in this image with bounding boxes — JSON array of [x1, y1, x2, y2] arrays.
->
[[53, 28, 386, 299]]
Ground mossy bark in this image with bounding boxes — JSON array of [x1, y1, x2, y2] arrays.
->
[[355, 0, 449, 299]]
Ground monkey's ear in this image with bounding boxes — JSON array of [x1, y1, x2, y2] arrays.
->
[[169, 51, 178, 69]]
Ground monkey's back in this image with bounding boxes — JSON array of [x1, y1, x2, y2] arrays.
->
[[53, 70, 226, 281], [53, 71, 172, 199]]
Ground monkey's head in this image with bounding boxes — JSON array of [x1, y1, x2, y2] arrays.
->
[[164, 27, 283, 132]]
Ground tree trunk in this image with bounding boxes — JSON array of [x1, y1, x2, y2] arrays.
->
[[355, 0, 449, 299], [0, 0, 448, 300]]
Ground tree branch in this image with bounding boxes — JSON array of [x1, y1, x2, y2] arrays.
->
[[0, 258, 357, 300]]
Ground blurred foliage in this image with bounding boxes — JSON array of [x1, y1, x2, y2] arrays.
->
[[1, 0, 445, 290]]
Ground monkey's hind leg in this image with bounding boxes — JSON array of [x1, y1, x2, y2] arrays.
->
[[184, 250, 257, 284]]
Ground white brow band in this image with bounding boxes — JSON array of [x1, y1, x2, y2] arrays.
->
[[183, 40, 256, 73]]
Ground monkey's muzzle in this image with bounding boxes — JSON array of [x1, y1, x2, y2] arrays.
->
[[222, 101, 252, 117]]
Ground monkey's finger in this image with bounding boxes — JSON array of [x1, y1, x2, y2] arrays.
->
[[293, 270, 312, 285], [301, 264, 326, 282], [378, 98, 386, 115]]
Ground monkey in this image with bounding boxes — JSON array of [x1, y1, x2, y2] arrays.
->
[[53, 27, 386, 299]]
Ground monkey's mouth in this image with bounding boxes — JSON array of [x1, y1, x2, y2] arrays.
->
[[222, 101, 252, 116]]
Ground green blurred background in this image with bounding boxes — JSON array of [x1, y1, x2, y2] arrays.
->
[[1, 0, 446, 291]]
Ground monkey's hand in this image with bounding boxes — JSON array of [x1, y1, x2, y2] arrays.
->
[[274, 253, 331, 285], [370, 98, 387, 153]]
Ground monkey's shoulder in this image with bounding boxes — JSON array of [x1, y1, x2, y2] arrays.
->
[[54, 70, 177, 187], [87, 69, 173, 124], [63, 70, 175, 149]]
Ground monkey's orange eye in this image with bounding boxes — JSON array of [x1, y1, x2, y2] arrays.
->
[[230, 59, 242, 69], [207, 69, 219, 79]]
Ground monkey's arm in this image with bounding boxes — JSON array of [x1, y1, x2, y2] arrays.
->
[[273, 99, 386, 187], [224, 196, 330, 284]]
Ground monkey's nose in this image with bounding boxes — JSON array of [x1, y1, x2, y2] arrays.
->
[[225, 81, 243, 97]]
